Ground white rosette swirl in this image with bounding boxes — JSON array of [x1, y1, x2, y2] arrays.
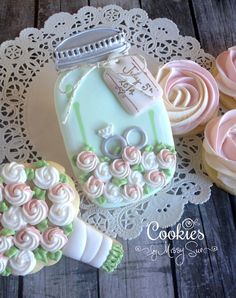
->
[[1, 206, 26, 231], [22, 199, 48, 225], [33, 166, 60, 190], [128, 171, 145, 186], [48, 203, 75, 226], [94, 162, 112, 182], [48, 183, 75, 204], [4, 183, 33, 206], [1, 162, 27, 184], [14, 227, 41, 251], [0, 255, 8, 274], [41, 228, 68, 252], [103, 182, 122, 203], [9, 250, 36, 276], [141, 152, 158, 171], [0, 236, 13, 253], [0, 184, 3, 202]]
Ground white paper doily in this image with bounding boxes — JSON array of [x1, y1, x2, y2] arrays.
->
[[0, 5, 214, 240]]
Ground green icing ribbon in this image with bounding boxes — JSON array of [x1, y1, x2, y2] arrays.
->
[[73, 102, 88, 145], [96, 196, 106, 205], [1, 267, 12, 277], [33, 186, 46, 200], [0, 228, 15, 236], [148, 110, 158, 144], [102, 243, 124, 273], [48, 250, 63, 262], [59, 173, 69, 183], [4, 247, 19, 258], [37, 219, 49, 232], [34, 160, 49, 168], [112, 178, 128, 188], [63, 223, 74, 236], [34, 247, 48, 264], [25, 167, 35, 180], [0, 202, 9, 213]]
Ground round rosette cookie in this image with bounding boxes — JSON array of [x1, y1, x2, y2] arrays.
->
[[156, 60, 219, 135], [202, 110, 236, 195], [215, 46, 236, 109], [0, 161, 123, 276]]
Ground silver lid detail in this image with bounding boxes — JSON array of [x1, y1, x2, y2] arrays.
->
[[54, 27, 130, 70]]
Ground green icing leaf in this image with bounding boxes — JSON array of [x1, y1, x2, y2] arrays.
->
[[33, 186, 46, 200], [4, 247, 19, 258], [34, 160, 49, 168], [97, 196, 106, 205], [48, 250, 63, 262], [100, 156, 111, 163], [25, 167, 35, 180], [63, 223, 74, 236], [37, 219, 49, 232], [144, 145, 154, 152], [144, 184, 152, 195], [72, 155, 77, 167], [112, 178, 128, 187], [34, 247, 48, 264], [0, 176, 4, 183], [0, 228, 15, 236], [1, 267, 12, 277], [155, 143, 166, 153], [59, 173, 69, 183], [83, 144, 95, 152], [0, 202, 9, 213], [78, 173, 90, 183], [162, 169, 171, 177], [132, 164, 144, 173]]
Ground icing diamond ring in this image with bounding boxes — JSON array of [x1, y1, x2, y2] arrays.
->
[[101, 135, 127, 159], [123, 126, 148, 149]]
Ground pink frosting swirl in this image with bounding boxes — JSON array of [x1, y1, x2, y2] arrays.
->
[[123, 184, 143, 201], [156, 149, 176, 169], [4, 183, 33, 206], [203, 110, 236, 188], [22, 199, 48, 225], [156, 60, 219, 135], [14, 227, 41, 251], [145, 170, 166, 188], [110, 159, 131, 179], [48, 183, 75, 204], [216, 46, 236, 98], [76, 151, 98, 173], [41, 227, 68, 252], [83, 176, 104, 199], [122, 146, 142, 165]]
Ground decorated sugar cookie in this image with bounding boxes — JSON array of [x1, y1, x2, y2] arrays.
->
[[54, 28, 176, 208], [0, 161, 123, 276]]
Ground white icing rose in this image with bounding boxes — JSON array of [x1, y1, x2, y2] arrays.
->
[[110, 159, 131, 179], [1, 206, 26, 231], [1, 162, 27, 184], [41, 227, 68, 252], [156, 149, 176, 169], [0, 184, 3, 202], [48, 183, 75, 204], [0, 254, 8, 274], [123, 184, 143, 201], [22, 199, 48, 225], [122, 146, 142, 165], [14, 227, 41, 251], [48, 203, 75, 226], [76, 151, 98, 173], [33, 166, 60, 190], [0, 236, 13, 253], [141, 152, 158, 170], [9, 250, 36, 276], [83, 176, 104, 199], [103, 183, 122, 203], [94, 162, 112, 182], [4, 183, 33, 206], [145, 170, 166, 188], [128, 171, 145, 186]]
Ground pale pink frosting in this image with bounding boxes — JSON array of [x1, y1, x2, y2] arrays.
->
[[4, 183, 33, 206], [203, 109, 236, 188], [22, 199, 48, 225], [76, 151, 98, 173], [14, 227, 41, 251], [123, 184, 143, 201], [41, 227, 68, 252], [156, 60, 219, 135], [122, 146, 142, 165], [216, 46, 236, 98], [83, 176, 104, 199], [145, 170, 166, 188], [48, 183, 75, 204], [110, 159, 131, 179], [156, 149, 176, 169]]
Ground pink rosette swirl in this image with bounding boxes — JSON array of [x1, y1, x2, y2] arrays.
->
[[145, 170, 166, 188], [14, 227, 41, 251], [156, 149, 176, 169], [4, 183, 33, 206], [123, 184, 143, 201], [122, 146, 142, 165], [110, 159, 131, 179], [48, 183, 75, 204], [83, 176, 104, 199], [203, 110, 236, 188], [22, 199, 48, 225], [216, 46, 236, 99], [76, 151, 98, 173], [156, 60, 219, 135], [41, 227, 68, 252]]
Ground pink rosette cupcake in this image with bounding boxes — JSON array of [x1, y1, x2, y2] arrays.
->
[[202, 109, 236, 195], [215, 46, 236, 109], [156, 60, 219, 135]]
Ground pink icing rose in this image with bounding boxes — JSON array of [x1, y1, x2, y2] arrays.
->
[[156, 149, 176, 169], [76, 151, 98, 173], [145, 170, 166, 188], [14, 227, 41, 251], [48, 183, 75, 204], [156, 60, 219, 135], [123, 184, 143, 201], [4, 183, 33, 206], [122, 146, 142, 165], [41, 227, 68, 252], [83, 176, 104, 199], [22, 199, 48, 225], [216, 46, 236, 98], [110, 159, 131, 179], [203, 110, 236, 189]]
